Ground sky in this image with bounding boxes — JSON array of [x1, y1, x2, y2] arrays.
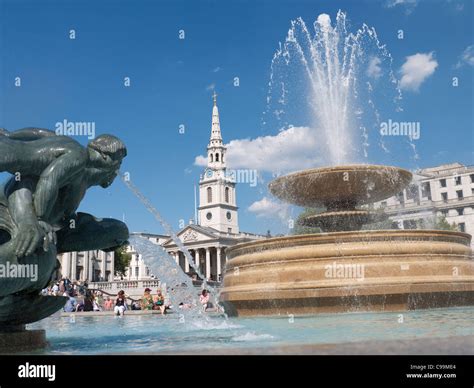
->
[[0, 0, 473, 236]]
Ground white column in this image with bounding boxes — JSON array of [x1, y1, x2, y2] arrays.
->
[[101, 250, 106, 280], [71, 252, 77, 280], [83, 251, 89, 282], [110, 251, 115, 281], [62, 253, 71, 279], [195, 249, 200, 270], [216, 247, 222, 280], [88, 251, 94, 281], [185, 251, 190, 273], [205, 247, 211, 280]]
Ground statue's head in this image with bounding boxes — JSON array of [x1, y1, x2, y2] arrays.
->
[[87, 135, 127, 188]]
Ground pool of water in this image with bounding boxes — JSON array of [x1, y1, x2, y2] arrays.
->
[[27, 307, 474, 354]]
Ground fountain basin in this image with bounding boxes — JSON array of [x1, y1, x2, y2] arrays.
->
[[269, 164, 412, 208], [220, 230, 474, 316]]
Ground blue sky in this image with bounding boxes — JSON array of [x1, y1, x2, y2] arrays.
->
[[0, 0, 472, 236]]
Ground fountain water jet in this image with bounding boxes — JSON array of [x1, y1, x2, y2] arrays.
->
[[219, 12, 473, 316]]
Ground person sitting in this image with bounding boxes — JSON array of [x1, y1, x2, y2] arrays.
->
[[104, 296, 114, 311], [114, 290, 127, 316], [153, 289, 166, 315], [199, 289, 212, 312], [63, 291, 77, 312], [140, 288, 154, 310]]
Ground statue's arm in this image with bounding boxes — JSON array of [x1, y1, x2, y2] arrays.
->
[[34, 151, 87, 221], [5, 178, 46, 257]]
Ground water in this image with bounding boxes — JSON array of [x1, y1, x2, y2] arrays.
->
[[27, 307, 474, 354], [265, 10, 414, 168], [121, 175, 223, 313]]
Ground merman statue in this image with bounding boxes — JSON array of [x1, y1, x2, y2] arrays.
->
[[0, 128, 128, 346]]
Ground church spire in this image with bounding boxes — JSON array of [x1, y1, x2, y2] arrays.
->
[[210, 91, 223, 144], [207, 91, 226, 170]]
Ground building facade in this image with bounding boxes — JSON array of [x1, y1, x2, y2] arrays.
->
[[373, 163, 474, 247], [58, 250, 115, 282], [162, 93, 265, 281], [124, 233, 169, 280], [128, 94, 265, 282]]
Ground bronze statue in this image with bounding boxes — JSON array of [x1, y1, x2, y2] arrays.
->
[[0, 128, 129, 328]]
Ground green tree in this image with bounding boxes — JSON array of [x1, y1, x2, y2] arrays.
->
[[292, 208, 323, 235], [114, 245, 132, 276], [432, 215, 458, 231]]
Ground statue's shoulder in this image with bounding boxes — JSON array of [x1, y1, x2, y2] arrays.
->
[[1, 127, 57, 141]]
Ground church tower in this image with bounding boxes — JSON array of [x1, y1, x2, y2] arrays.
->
[[198, 92, 239, 234]]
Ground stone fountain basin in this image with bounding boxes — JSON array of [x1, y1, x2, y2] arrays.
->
[[220, 230, 474, 317], [269, 164, 412, 208]]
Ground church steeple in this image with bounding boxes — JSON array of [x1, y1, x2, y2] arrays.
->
[[199, 93, 239, 234], [207, 91, 226, 169]]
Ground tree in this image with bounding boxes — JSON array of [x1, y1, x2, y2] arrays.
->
[[432, 215, 458, 231], [292, 208, 323, 235], [114, 245, 132, 277]]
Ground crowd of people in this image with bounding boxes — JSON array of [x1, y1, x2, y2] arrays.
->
[[48, 277, 219, 316]]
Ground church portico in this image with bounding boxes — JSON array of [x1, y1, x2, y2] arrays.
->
[[167, 240, 229, 281]]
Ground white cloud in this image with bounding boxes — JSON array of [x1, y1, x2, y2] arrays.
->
[[248, 197, 289, 219], [206, 83, 215, 91], [385, 0, 419, 13], [385, 0, 418, 13], [455, 45, 474, 68], [194, 126, 322, 174], [399, 52, 438, 92], [367, 57, 382, 79], [213, 67, 221, 73]]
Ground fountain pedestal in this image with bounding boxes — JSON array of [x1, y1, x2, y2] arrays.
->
[[220, 165, 474, 316]]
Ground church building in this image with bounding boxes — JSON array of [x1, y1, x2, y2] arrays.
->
[[160, 93, 264, 281]]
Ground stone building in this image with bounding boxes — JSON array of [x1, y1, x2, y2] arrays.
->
[[58, 250, 114, 282], [373, 163, 474, 247]]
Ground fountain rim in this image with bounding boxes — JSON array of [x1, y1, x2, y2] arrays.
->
[[268, 163, 413, 208], [268, 163, 413, 188], [226, 229, 473, 256]]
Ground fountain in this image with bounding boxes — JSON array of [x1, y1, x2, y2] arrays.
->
[[219, 12, 474, 317], [220, 163, 474, 316]]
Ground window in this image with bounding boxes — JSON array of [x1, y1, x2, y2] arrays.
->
[[206, 212, 212, 220], [458, 223, 466, 233], [421, 182, 431, 199], [135, 267, 139, 278], [207, 187, 212, 203], [215, 153, 219, 162], [406, 184, 419, 202], [210, 153, 213, 162], [440, 179, 446, 188], [457, 208, 464, 216], [471, 174, 474, 183], [455, 176, 462, 185], [381, 201, 387, 207], [441, 192, 448, 202], [225, 187, 230, 203], [228, 228, 232, 234], [403, 220, 417, 230], [397, 192, 405, 204], [440, 210, 448, 217], [456, 190, 463, 199], [226, 211, 232, 220]]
